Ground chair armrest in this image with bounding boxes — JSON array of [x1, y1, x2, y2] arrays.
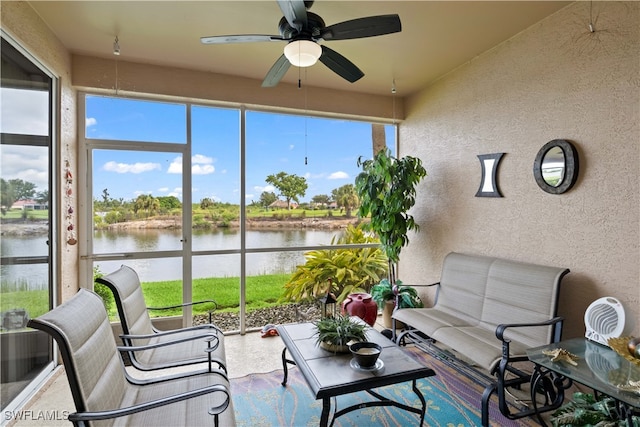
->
[[495, 316, 564, 342], [147, 300, 220, 326], [135, 323, 223, 338], [147, 299, 218, 311], [67, 384, 231, 422], [397, 282, 440, 288], [119, 332, 220, 352]]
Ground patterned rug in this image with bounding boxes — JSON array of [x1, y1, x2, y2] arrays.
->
[[230, 345, 538, 427]]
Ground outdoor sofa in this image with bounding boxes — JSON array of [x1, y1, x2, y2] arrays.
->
[[393, 252, 570, 426]]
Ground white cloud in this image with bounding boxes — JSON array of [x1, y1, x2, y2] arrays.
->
[[193, 164, 215, 175], [0, 88, 48, 135], [328, 171, 349, 180], [0, 145, 48, 190], [289, 144, 295, 151], [245, 193, 254, 199], [168, 155, 215, 175], [167, 157, 182, 174], [193, 154, 213, 164], [103, 161, 160, 174], [158, 187, 169, 192], [254, 185, 275, 193], [86, 117, 97, 127]]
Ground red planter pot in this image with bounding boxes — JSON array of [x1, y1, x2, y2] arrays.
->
[[341, 293, 378, 326]]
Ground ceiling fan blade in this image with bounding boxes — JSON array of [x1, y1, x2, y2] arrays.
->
[[321, 14, 401, 41], [318, 45, 364, 83], [201, 35, 285, 44], [262, 54, 291, 87], [277, 0, 307, 32]]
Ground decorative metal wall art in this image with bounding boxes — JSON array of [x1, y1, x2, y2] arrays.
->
[[475, 153, 505, 198]]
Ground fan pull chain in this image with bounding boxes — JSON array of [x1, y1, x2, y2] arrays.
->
[[304, 68, 308, 165]]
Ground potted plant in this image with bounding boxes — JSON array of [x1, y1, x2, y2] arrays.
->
[[355, 148, 427, 325], [313, 314, 368, 353], [371, 279, 423, 328]]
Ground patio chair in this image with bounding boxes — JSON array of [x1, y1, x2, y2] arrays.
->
[[28, 289, 235, 427], [96, 265, 227, 374]]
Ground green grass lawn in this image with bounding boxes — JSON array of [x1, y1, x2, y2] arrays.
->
[[2, 274, 294, 322], [2, 209, 49, 220], [134, 273, 292, 318]]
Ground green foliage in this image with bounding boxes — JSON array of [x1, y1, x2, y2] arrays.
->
[[258, 191, 278, 209], [265, 171, 308, 209], [313, 314, 367, 346], [281, 224, 388, 303], [200, 197, 215, 209], [355, 148, 427, 264], [332, 184, 358, 217], [92, 265, 114, 312], [157, 195, 182, 211], [104, 210, 121, 224], [370, 279, 423, 309], [551, 392, 640, 426], [1, 178, 37, 209], [133, 194, 160, 218]]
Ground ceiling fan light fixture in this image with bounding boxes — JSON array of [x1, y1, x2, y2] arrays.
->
[[284, 40, 321, 67]]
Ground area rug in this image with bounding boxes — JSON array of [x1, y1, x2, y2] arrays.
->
[[231, 345, 538, 427]]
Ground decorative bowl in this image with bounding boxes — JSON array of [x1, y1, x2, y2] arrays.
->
[[349, 342, 382, 368]]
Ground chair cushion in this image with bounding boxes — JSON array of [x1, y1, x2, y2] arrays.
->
[[33, 289, 127, 416]]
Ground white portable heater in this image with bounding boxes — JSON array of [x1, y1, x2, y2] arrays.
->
[[584, 296, 632, 346]]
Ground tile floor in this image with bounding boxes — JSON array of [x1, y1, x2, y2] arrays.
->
[[9, 318, 555, 426], [9, 330, 289, 427]]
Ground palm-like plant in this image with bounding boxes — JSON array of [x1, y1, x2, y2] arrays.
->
[[313, 314, 367, 347], [281, 224, 388, 303]]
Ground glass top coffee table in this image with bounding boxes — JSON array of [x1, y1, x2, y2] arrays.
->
[[276, 321, 435, 427], [527, 337, 640, 425]]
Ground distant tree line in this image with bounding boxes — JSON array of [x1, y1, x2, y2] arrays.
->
[[0, 178, 48, 215], [1, 171, 361, 220]]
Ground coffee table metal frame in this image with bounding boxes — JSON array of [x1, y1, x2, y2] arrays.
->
[[277, 321, 435, 427], [527, 337, 640, 426]]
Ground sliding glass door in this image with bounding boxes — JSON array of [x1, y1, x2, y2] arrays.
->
[[0, 35, 56, 412]]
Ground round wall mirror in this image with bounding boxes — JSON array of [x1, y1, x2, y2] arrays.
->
[[533, 139, 579, 194]]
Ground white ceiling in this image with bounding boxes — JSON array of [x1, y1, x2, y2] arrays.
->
[[28, 1, 571, 97]]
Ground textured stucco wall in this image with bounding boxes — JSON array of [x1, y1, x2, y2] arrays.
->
[[1, 2, 78, 304], [400, 1, 639, 338]]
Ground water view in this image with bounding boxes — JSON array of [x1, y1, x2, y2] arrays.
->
[[1, 228, 342, 286]]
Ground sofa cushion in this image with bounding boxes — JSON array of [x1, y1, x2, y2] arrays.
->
[[433, 252, 494, 324], [480, 258, 566, 348]]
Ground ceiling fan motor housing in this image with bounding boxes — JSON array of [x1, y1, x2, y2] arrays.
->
[[278, 12, 325, 40]]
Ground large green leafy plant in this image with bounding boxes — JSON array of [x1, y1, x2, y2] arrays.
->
[[370, 279, 423, 309], [313, 314, 367, 347], [551, 392, 639, 426], [355, 148, 427, 283], [281, 224, 388, 303]]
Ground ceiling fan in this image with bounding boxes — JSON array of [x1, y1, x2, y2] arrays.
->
[[200, 0, 401, 87]]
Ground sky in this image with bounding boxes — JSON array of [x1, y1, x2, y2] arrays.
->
[[86, 95, 395, 204], [1, 89, 395, 205], [1, 88, 50, 193]]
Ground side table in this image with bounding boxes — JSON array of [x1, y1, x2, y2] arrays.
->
[[527, 337, 640, 426]]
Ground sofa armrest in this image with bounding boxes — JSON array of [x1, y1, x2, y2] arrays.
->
[[393, 281, 440, 309], [495, 316, 564, 343]]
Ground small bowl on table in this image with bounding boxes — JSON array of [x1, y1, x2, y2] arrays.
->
[[349, 342, 382, 369]]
